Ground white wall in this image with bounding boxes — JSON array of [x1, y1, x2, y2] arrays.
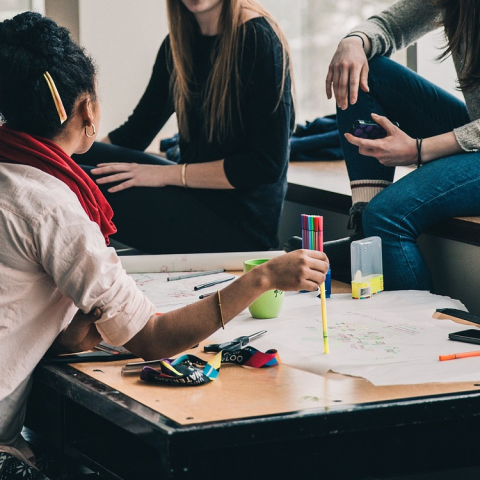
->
[[45, 0, 77, 42], [416, 28, 462, 100], [0, 0, 42, 20], [78, 0, 174, 141]]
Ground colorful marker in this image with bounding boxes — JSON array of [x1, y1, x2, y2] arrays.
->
[[439, 350, 480, 361], [301, 214, 329, 354]]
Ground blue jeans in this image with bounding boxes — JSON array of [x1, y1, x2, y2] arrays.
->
[[337, 56, 480, 291]]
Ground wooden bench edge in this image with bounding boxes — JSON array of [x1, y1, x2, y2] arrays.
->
[[286, 180, 480, 247]]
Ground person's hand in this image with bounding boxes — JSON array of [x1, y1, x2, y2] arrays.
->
[[345, 114, 417, 167], [91, 163, 173, 192], [259, 249, 329, 293], [326, 37, 370, 110], [50, 308, 102, 354]]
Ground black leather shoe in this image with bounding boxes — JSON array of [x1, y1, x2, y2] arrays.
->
[[283, 235, 303, 253]]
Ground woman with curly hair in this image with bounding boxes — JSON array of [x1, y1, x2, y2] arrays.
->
[[0, 11, 326, 479]]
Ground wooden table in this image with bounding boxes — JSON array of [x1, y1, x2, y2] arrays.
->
[[25, 281, 480, 480]]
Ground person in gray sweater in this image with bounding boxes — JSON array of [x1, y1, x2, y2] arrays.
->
[[323, 0, 480, 291]]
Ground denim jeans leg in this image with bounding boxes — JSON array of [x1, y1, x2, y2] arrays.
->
[[363, 152, 480, 291], [336, 56, 470, 183]]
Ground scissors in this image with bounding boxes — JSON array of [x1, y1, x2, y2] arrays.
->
[[203, 330, 267, 353]]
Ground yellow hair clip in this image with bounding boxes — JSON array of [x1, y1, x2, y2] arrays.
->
[[43, 71, 68, 124]]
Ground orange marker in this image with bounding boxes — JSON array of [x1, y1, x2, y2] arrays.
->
[[439, 350, 480, 361]]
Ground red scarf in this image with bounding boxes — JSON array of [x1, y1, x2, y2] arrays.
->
[[0, 126, 116, 244]]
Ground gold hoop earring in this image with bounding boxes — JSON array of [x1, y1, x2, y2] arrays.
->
[[85, 124, 96, 138]]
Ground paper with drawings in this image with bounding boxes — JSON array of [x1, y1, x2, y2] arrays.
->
[[201, 289, 480, 386], [127, 266, 480, 385], [121, 251, 283, 274], [131, 272, 237, 312]]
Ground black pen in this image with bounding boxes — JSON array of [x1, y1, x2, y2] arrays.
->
[[167, 269, 225, 282], [194, 276, 235, 291], [199, 292, 215, 299]]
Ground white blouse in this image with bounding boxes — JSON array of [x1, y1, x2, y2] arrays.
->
[[0, 163, 154, 450]]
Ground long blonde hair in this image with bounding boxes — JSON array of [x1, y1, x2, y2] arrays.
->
[[166, 0, 293, 143]]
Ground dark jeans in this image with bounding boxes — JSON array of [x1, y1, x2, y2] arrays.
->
[[336, 56, 480, 291], [73, 143, 263, 254]]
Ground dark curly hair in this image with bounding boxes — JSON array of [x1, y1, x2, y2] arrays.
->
[[0, 11, 97, 139]]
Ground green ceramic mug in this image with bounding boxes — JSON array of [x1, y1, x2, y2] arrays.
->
[[244, 259, 284, 319]]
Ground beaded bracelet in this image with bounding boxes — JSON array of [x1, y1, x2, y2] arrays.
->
[[343, 33, 365, 49], [416, 138, 423, 168]]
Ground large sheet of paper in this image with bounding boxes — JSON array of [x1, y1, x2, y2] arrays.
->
[[121, 251, 284, 273], [207, 290, 479, 386], [124, 257, 480, 386], [131, 271, 237, 312]]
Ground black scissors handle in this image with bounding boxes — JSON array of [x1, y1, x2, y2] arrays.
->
[[204, 340, 240, 353], [203, 330, 266, 353]]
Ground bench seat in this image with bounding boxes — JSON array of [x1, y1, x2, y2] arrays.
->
[[286, 161, 480, 247]]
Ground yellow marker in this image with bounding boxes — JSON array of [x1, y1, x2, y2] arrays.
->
[[320, 283, 329, 354]]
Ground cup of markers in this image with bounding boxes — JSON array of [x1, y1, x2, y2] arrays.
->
[[301, 214, 329, 354], [301, 214, 330, 297]]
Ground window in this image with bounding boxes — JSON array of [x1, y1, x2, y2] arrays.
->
[[261, 1, 463, 123], [0, 0, 43, 21], [261, 0, 399, 123], [416, 29, 461, 100]]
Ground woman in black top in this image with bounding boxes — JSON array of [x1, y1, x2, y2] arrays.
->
[[77, 0, 294, 254]]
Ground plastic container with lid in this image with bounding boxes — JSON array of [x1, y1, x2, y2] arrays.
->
[[351, 236, 384, 299]]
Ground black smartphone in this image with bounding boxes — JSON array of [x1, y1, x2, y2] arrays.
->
[[448, 329, 480, 345], [349, 120, 399, 140]]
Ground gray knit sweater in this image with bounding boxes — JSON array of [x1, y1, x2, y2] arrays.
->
[[354, 0, 480, 152]]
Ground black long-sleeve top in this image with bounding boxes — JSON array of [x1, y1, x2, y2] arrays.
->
[[109, 17, 294, 249]]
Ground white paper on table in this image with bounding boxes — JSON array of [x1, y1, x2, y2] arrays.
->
[[203, 290, 480, 386], [130, 272, 237, 312], [121, 251, 284, 273], [126, 266, 480, 386]]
